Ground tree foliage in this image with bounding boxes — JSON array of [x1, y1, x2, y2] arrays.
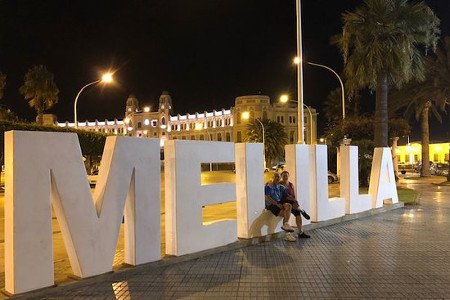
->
[[0, 121, 107, 164], [19, 65, 59, 124], [333, 0, 440, 147], [245, 118, 288, 166]]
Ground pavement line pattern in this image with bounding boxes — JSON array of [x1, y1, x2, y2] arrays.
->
[[10, 178, 450, 299]]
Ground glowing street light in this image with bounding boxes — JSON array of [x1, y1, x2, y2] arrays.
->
[[294, 56, 346, 120], [279, 95, 314, 144], [74, 72, 114, 128]]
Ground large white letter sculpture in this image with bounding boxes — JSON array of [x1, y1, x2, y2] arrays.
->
[[369, 147, 399, 208], [164, 140, 236, 256], [5, 131, 161, 294], [339, 145, 371, 214], [310, 145, 345, 222], [285, 144, 312, 226], [235, 143, 265, 238]]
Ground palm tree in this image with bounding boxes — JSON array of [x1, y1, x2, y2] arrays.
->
[[334, 0, 440, 147], [0, 72, 5, 100], [391, 85, 443, 176], [245, 118, 288, 167], [391, 37, 450, 178], [19, 65, 59, 124], [426, 37, 450, 180]]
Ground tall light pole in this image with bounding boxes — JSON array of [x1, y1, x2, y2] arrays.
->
[[242, 112, 266, 169], [296, 0, 305, 144], [279, 95, 314, 144], [74, 72, 114, 128], [295, 58, 346, 120]]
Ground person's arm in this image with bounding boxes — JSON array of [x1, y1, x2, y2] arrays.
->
[[265, 194, 282, 208]]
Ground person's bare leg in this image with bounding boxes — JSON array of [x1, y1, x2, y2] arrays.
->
[[295, 215, 302, 233], [283, 203, 292, 223]]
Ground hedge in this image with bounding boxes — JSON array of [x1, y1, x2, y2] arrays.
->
[[0, 120, 107, 161]]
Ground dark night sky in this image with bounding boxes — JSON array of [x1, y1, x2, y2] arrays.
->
[[0, 0, 449, 139]]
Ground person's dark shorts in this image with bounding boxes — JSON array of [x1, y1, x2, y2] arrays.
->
[[266, 204, 282, 216]]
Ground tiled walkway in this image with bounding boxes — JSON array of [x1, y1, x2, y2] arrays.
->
[[13, 178, 450, 299]]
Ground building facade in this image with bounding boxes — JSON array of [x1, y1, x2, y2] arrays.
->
[[58, 91, 317, 146]]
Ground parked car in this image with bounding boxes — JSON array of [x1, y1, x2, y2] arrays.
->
[[328, 171, 339, 184], [433, 163, 449, 176]]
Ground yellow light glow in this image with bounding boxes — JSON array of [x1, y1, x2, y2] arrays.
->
[[435, 146, 441, 151], [195, 123, 203, 130], [101, 73, 113, 83], [395, 149, 401, 154], [124, 117, 130, 124], [143, 106, 151, 113], [279, 94, 289, 104], [293, 56, 301, 64], [143, 130, 148, 135], [241, 111, 250, 120]]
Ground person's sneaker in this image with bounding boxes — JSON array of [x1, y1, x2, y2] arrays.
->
[[284, 232, 296, 242], [281, 222, 294, 232], [298, 231, 311, 239]]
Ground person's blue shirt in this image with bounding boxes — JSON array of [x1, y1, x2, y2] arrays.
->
[[264, 183, 287, 207]]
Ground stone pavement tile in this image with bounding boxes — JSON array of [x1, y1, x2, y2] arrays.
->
[[8, 181, 450, 299]]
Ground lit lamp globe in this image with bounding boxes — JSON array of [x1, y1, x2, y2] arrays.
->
[[101, 73, 113, 83], [241, 111, 250, 120], [279, 94, 289, 104]]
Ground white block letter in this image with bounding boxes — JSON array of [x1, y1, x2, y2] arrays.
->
[[235, 143, 264, 238], [310, 145, 345, 222], [340, 145, 371, 214], [369, 147, 399, 208], [165, 140, 236, 256], [285, 144, 312, 226], [5, 131, 160, 294]]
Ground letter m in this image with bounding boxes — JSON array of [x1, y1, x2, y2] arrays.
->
[[5, 131, 161, 294]]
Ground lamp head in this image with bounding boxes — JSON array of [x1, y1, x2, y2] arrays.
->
[[279, 94, 289, 104], [241, 111, 250, 120], [101, 73, 114, 83]]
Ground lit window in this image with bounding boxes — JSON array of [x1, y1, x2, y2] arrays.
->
[[144, 119, 150, 126]]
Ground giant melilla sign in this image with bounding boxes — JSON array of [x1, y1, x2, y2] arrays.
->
[[4, 131, 398, 294]]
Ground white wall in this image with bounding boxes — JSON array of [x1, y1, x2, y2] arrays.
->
[[164, 140, 237, 256], [5, 131, 161, 294]]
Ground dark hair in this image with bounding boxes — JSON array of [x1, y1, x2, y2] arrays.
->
[[280, 170, 289, 176]]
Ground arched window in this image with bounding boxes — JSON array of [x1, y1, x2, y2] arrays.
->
[[161, 116, 166, 125]]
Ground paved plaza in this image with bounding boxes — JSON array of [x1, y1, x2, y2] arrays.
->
[[4, 175, 448, 299]]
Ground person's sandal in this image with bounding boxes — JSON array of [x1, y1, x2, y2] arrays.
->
[[284, 232, 296, 242], [298, 231, 311, 239], [281, 222, 294, 232]]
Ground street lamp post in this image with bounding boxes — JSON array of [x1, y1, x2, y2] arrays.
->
[[294, 58, 346, 120], [279, 96, 314, 144], [296, 0, 305, 144], [307, 61, 346, 120], [242, 112, 266, 169], [74, 73, 113, 128]]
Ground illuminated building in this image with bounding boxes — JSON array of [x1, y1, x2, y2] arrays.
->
[[56, 91, 317, 145]]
